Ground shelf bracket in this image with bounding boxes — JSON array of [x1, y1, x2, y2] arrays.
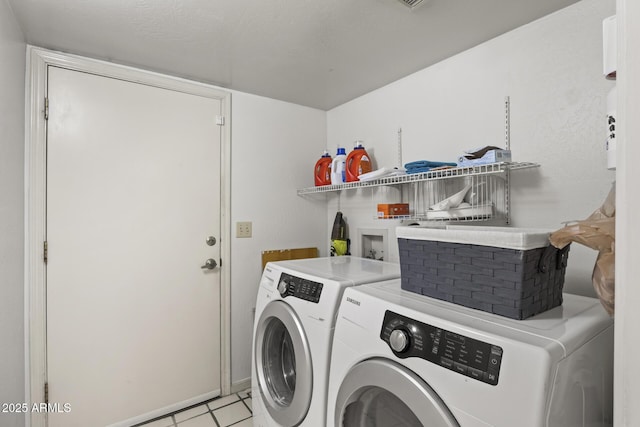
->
[[505, 96, 511, 151]]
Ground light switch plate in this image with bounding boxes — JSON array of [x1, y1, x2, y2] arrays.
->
[[236, 221, 252, 238]]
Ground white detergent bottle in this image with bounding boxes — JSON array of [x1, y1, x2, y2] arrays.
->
[[331, 147, 347, 185]]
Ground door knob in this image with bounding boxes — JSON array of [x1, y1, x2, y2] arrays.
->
[[201, 258, 217, 270]]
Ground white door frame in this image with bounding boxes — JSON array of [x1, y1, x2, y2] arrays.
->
[[23, 46, 232, 427]]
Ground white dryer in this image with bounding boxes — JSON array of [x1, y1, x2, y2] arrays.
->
[[328, 279, 614, 427], [252, 257, 400, 427]]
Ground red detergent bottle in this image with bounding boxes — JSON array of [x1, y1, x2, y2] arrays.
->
[[346, 141, 372, 182], [314, 150, 332, 186]]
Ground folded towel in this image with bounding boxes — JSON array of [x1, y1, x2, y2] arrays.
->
[[404, 160, 457, 170], [406, 166, 434, 174]]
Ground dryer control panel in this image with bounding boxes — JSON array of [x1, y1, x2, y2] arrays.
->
[[277, 273, 323, 303], [381, 310, 503, 386]]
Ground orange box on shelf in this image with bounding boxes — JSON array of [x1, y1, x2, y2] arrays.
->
[[377, 203, 410, 218]]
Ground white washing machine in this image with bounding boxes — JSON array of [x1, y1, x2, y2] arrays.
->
[[327, 279, 614, 427], [252, 257, 400, 427]]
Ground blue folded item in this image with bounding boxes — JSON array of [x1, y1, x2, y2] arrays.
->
[[404, 160, 457, 174], [406, 167, 433, 174]]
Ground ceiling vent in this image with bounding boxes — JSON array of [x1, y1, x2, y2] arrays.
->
[[397, 0, 427, 9]]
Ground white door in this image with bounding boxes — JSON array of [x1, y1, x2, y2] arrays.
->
[[46, 66, 223, 427]]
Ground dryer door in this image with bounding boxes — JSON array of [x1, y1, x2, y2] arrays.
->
[[254, 300, 312, 426], [334, 358, 459, 427]]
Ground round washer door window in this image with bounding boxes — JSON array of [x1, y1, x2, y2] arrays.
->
[[343, 386, 423, 426], [335, 358, 459, 427], [255, 300, 312, 426]]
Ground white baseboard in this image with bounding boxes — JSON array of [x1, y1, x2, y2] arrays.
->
[[230, 378, 251, 394]]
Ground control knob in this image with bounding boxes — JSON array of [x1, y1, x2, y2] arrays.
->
[[277, 280, 288, 296], [389, 328, 410, 353]]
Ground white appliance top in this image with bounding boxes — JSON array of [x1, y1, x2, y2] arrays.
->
[[260, 257, 401, 327], [269, 256, 401, 286], [355, 279, 613, 357]]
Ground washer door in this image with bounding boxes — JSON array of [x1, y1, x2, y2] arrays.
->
[[335, 358, 459, 427], [254, 300, 312, 426]]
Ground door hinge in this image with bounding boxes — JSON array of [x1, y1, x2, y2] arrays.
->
[[216, 115, 225, 126], [44, 241, 48, 264], [44, 382, 49, 404], [44, 98, 49, 120]]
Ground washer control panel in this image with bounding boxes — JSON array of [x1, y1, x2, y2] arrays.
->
[[277, 273, 323, 303], [380, 310, 503, 386]]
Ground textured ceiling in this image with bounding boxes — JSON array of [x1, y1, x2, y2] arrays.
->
[[8, 0, 579, 110]]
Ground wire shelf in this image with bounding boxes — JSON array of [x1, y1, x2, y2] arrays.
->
[[297, 162, 539, 196]]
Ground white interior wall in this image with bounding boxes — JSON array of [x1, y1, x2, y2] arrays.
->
[[615, 0, 640, 424], [326, 0, 615, 298], [0, 1, 25, 426], [229, 92, 326, 385]]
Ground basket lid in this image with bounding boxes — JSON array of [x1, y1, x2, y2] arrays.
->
[[396, 225, 554, 250]]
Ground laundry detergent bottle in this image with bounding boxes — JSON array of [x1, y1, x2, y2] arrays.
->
[[330, 147, 347, 185], [314, 150, 332, 186], [346, 141, 372, 182]]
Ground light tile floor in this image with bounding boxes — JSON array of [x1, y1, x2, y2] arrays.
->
[[136, 390, 252, 427]]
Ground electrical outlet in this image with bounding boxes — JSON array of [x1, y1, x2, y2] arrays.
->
[[236, 221, 252, 238]]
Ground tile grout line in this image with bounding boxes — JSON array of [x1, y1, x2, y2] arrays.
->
[[209, 408, 221, 427], [239, 397, 252, 415], [211, 393, 242, 410], [209, 393, 252, 427], [226, 415, 253, 426]]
